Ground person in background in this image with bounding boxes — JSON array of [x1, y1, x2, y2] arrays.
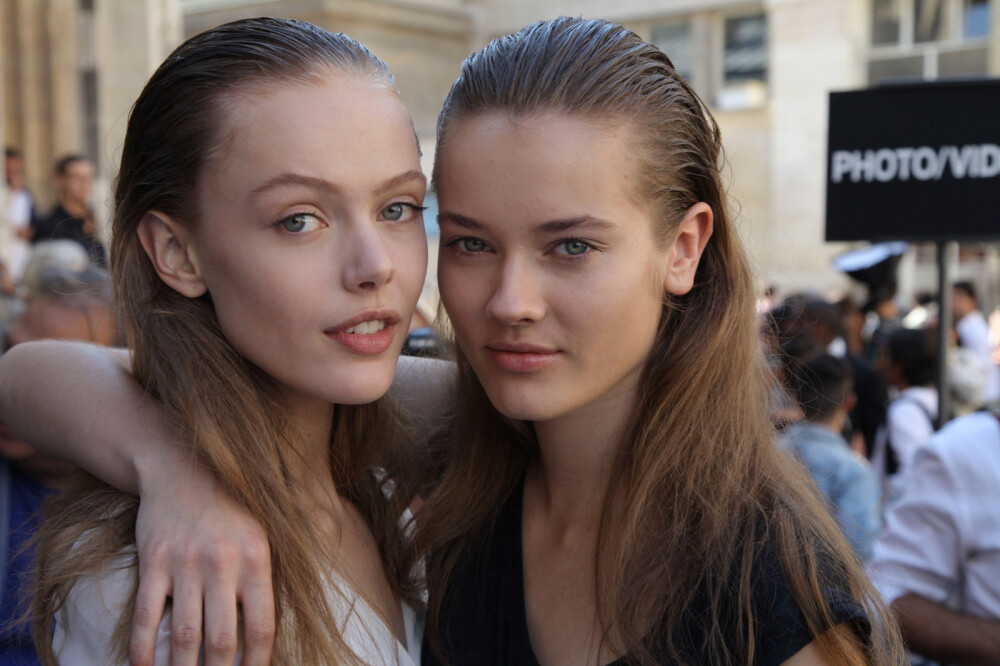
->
[[874, 327, 938, 499], [869, 409, 1000, 665], [836, 296, 866, 357], [782, 354, 881, 561], [0, 266, 117, 665], [901, 292, 936, 330], [952, 281, 999, 407], [32, 156, 105, 267], [802, 297, 887, 458], [862, 282, 902, 368], [3, 148, 36, 283]]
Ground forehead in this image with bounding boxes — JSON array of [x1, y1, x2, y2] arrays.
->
[[436, 113, 647, 220], [63, 160, 94, 177], [206, 75, 417, 186]]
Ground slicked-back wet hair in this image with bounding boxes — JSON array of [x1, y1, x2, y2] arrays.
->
[[417, 16, 905, 665]]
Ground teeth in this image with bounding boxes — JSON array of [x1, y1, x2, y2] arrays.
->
[[344, 320, 387, 335]]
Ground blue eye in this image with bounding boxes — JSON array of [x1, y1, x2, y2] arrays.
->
[[554, 239, 592, 256], [458, 238, 488, 253], [381, 202, 424, 222], [278, 213, 322, 233]]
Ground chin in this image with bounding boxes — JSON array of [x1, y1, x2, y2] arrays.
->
[[482, 386, 559, 422], [326, 371, 396, 406]]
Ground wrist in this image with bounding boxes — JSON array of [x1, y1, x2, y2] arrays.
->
[[134, 438, 191, 498]]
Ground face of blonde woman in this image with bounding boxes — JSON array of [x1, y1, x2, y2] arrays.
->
[[435, 113, 706, 427], [187, 75, 428, 407]]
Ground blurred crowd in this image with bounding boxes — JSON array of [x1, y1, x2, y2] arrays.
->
[[763, 285, 1000, 665], [0, 146, 119, 662]]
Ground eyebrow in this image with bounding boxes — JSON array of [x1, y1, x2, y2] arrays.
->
[[250, 169, 426, 197], [437, 212, 615, 234]]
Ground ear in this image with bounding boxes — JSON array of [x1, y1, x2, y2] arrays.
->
[[137, 211, 207, 298], [843, 391, 858, 414], [663, 202, 713, 295]]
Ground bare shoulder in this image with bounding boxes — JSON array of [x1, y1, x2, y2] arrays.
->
[[781, 624, 867, 666]]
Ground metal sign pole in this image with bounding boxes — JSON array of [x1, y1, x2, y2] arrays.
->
[[936, 241, 955, 428]]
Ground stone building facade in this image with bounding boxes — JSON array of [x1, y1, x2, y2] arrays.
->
[[2, 0, 997, 298]]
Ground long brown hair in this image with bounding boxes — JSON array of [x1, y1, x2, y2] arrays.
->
[[415, 17, 905, 665], [30, 18, 418, 665]]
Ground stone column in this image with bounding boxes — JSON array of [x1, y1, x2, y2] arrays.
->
[[90, 0, 182, 238], [765, 0, 867, 292]]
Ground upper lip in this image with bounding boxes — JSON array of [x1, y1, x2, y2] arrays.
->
[[486, 342, 560, 354], [327, 308, 401, 333]]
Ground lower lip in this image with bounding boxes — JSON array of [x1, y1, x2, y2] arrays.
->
[[328, 325, 395, 355], [488, 349, 560, 372]]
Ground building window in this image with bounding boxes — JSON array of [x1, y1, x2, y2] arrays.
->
[[872, 0, 902, 45], [649, 8, 768, 111], [870, 0, 991, 46], [914, 0, 946, 43], [868, 0, 991, 84], [723, 14, 767, 85], [81, 69, 100, 172], [651, 21, 693, 82], [964, 0, 990, 38]]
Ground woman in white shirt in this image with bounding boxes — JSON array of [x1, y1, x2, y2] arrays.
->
[[24, 18, 427, 666]]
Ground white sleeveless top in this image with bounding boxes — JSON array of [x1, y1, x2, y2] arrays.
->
[[52, 562, 424, 666], [52, 557, 424, 665]]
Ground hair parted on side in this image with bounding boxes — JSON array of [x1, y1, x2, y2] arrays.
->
[[417, 16, 905, 665], [30, 17, 417, 665]]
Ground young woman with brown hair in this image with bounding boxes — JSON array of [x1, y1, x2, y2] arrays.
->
[[409, 18, 902, 666], [0, 16, 905, 666], [10, 17, 429, 666]]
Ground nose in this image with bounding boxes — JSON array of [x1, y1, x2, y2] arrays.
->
[[342, 222, 394, 292], [485, 256, 545, 325]]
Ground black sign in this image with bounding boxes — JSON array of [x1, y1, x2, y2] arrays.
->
[[825, 80, 1000, 242]]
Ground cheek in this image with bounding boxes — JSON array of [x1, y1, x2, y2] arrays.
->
[[396, 235, 429, 297], [199, 248, 295, 350], [438, 263, 479, 327]]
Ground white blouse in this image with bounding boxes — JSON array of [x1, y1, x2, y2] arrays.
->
[[52, 555, 423, 665]]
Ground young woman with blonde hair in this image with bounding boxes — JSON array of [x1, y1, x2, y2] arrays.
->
[[8, 17, 429, 665], [0, 16, 905, 666]]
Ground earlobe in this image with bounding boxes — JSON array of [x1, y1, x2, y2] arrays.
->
[[137, 211, 207, 298], [663, 202, 713, 295]]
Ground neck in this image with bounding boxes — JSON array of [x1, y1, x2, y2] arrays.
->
[[527, 380, 635, 526], [283, 395, 339, 509], [811, 412, 845, 435], [60, 198, 88, 218]]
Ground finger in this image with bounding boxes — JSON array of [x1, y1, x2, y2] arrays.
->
[[237, 573, 276, 666], [129, 571, 171, 666], [169, 580, 204, 666], [202, 580, 238, 666]]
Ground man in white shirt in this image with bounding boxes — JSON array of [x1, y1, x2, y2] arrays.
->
[[873, 327, 937, 497], [869, 410, 1000, 664], [953, 281, 999, 406], [3, 148, 35, 282]]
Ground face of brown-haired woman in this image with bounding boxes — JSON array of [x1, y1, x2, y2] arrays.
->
[[436, 112, 710, 431], [140, 74, 428, 409]]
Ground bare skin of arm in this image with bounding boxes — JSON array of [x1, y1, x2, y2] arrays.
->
[[0, 340, 275, 665], [781, 625, 870, 666], [0, 340, 452, 665], [892, 593, 1000, 666]]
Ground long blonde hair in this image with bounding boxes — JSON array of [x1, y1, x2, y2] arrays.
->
[[415, 17, 905, 665], [30, 18, 419, 665]]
